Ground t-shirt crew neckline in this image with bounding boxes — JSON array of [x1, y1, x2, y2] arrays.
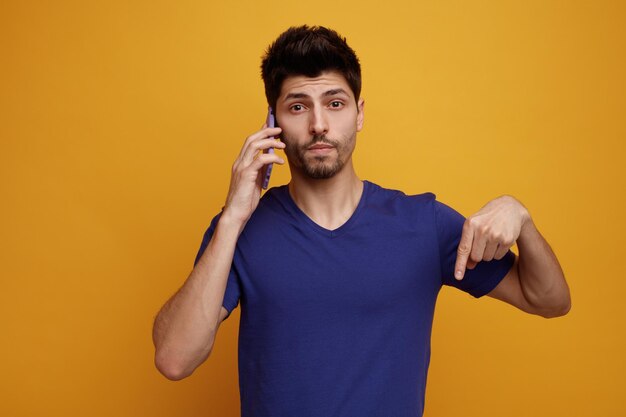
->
[[279, 180, 371, 238]]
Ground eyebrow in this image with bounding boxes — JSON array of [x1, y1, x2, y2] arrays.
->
[[283, 88, 349, 101]]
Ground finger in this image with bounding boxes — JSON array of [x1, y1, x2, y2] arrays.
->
[[242, 137, 285, 166], [250, 153, 285, 172], [454, 220, 475, 280], [232, 153, 285, 193], [241, 127, 282, 153], [234, 151, 284, 184], [494, 244, 509, 260], [251, 154, 285, 188], [482, 241, 499, 261], [237, 127, 283, 166], [469, 231, 487, 266], [238, 127, 283, 160]]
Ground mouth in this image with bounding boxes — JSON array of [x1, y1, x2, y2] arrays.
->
[[307, 141, 336, 150], [307, 143, 335, 155]]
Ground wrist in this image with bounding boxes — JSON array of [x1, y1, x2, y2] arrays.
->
[[519, 208, 535, 240], [219, 208, 248, 236]]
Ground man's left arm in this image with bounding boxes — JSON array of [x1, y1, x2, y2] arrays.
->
[[454, 195, 571, 318]]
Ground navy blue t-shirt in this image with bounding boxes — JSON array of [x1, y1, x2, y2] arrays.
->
[[194, 181, 515, 417]]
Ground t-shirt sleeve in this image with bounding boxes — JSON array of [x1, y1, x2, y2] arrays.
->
[[434, 199, 516, 298], [193, 212, 241, 320]]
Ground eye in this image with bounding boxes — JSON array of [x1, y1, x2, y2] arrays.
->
[[329, 101, 344, 108], [290, 104, 304, 112]]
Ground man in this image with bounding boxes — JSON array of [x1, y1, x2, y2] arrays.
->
[[152, 26, 571, 416]]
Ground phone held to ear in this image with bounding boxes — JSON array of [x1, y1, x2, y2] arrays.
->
[[262, 106, 276, 190]]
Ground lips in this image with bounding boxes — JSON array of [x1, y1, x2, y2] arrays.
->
[[308, 143, 334, 150]]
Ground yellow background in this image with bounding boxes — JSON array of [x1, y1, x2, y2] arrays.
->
[[1, 1, 624, 416]]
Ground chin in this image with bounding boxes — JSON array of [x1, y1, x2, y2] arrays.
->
[[302, 160, 344, 179]]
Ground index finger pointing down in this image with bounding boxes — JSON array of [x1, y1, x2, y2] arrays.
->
[[454, 221, 475, 280]]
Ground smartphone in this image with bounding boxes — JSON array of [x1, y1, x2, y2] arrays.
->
[[262, 106, 276, 189]]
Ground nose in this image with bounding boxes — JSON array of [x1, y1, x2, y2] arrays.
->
[[309, 106, 328, 136]]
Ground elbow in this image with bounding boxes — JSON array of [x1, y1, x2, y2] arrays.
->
[[524, 280, 572, 319], [157, 365, 190, 382], [159, 367, 189, 381], [155, 352, 192, 381], [152, 327, 217, 381], [538, 299, 571, 319], [154, 347, 212, 381]]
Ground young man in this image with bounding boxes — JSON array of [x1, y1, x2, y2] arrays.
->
[[153, 26, 571, 416]]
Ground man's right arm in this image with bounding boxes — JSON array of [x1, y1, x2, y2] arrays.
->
[[152, 125, 284, 381], [152, 213, 244, 380]]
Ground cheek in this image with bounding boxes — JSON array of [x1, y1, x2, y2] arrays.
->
[[278, 121, 303, 140], [279, 133, 302, 156], [331, 111, 358, 130], [334, 120, 358, 143], [281, 125, 311, 148]]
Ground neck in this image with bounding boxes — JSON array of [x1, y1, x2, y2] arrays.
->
[[288, 161, 363, 230]]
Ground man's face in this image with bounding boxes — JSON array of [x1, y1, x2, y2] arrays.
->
[[275, 71, 364, 179]]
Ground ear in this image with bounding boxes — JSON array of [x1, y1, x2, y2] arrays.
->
[[356, 98, 365, 132]]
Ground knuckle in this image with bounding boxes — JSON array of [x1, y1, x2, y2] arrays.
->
[[457, 243, 471, 254], [468, 217, 480, 228]]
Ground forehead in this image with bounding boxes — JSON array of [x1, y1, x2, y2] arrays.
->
[[278, 71, 353, 101]]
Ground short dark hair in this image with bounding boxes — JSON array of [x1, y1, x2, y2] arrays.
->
[[261, 25, 361, 109]]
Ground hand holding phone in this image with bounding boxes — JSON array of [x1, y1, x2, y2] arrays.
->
[[262, 107, 276, 189], [222, 110, 284, 224]]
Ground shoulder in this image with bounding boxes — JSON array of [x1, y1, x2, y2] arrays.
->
[[364, 180, 436, 211], [359, 181, 441, 232], [365, 180, 435, 200]]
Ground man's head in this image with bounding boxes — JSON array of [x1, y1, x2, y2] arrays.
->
[[261, 25, 361, 111], [260, 26, 364, 180]]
